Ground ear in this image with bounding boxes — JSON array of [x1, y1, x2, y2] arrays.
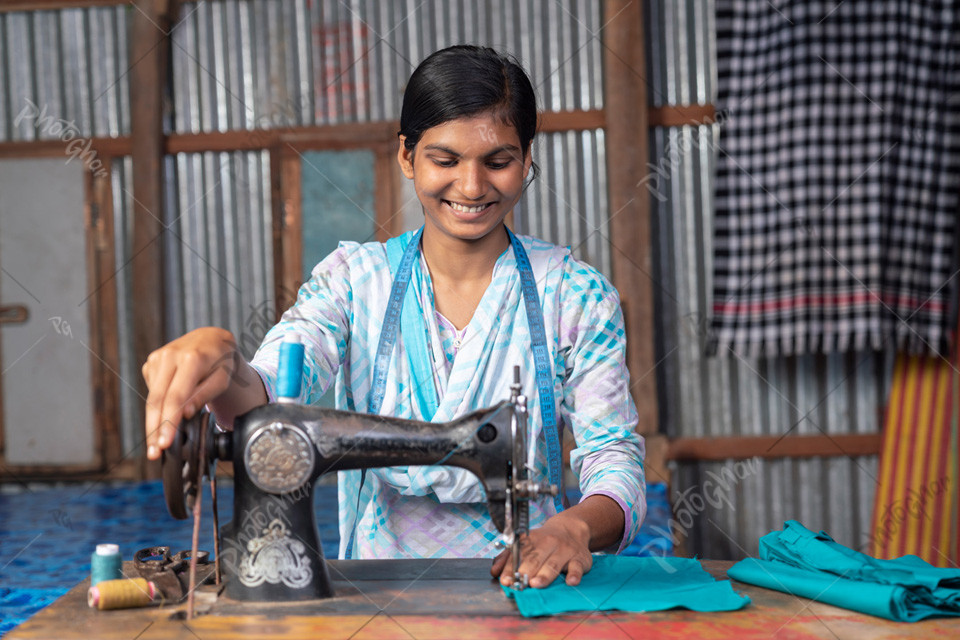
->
[[397, 136, 415, 179], [522, 143, 533, 180]]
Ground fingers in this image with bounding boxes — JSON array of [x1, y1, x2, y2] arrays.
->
[[516, 545, 565, 589], [142, 328, 239, 460], [156, 355, 206, 446], [496, 529, 594, 589], [145, 359, 199, 461], [563, 558, 586, 587], [490, 549, 509, 578], [143, 352, 177, 460], [496, 537, 557, 588], [523, 547, 590, 588], [186, 365, 232, 418]]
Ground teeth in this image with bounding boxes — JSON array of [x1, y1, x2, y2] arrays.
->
[[447, 201, 488, 214]]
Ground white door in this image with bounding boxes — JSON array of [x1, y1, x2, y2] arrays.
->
[[0, 158, 96, 466]]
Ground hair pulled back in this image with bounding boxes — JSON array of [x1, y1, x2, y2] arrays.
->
[[399, 45, 538, 160]]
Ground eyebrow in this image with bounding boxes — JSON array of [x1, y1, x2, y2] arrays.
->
[[423, 143, 521, 157]]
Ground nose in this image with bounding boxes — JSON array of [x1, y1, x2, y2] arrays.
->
[[457, 162, 487, 200]]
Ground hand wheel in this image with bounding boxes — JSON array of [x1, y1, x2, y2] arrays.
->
[[162, 411, 213, 520]]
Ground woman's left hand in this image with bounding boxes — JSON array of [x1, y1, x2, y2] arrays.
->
[[490, 512, 594, 588]]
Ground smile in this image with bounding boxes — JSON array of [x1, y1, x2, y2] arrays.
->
[[445, 200, 494, 214]]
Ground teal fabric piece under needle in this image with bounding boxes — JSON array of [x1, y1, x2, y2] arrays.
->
[[727, 520, 960, 622], [502, 555, 750, 617]]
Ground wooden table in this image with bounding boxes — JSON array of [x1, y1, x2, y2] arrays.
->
[[9, 559, 959, 639]]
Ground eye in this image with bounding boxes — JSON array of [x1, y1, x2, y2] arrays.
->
[[486, 159, 512, 170], [431, 157, 457, 168]]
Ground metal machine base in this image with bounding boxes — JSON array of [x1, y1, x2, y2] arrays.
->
[[207, 559, 519, 617]]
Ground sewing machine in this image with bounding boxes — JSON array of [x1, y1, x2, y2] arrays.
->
[[161, 372, 557, 603]]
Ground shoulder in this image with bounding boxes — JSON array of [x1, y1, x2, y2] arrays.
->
[[306, 239, 389, 281], [560, 255, 620, 307], [510, 232, 569, 279], [334, 238, 390, 266], [511, 231, 620, 310]]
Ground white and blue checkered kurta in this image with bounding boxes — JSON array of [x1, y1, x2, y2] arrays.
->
[[251, 231, 646, 559]]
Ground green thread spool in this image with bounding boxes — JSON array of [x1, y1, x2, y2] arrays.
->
[[90, 543, 122, 586]]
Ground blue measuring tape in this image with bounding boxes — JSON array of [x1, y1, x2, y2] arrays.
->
[[348, 226, 565, 556], [506, 228, 565, 514], [345, 228, 425, 558], [368, 227, 425, 415]]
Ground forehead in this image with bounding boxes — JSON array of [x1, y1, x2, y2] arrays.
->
[[418, 113, 522, 152]]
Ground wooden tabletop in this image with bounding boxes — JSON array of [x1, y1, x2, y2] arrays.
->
[[9, 559, 960, 639]]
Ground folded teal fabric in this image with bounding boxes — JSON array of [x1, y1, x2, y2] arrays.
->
[[728, 520, 960, 622], [502, 555, 750, 617]]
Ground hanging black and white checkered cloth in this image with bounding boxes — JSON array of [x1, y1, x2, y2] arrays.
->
[[710, 1, 960, 357]]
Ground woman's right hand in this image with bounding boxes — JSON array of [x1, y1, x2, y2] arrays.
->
[[141, 327, 242, 460]]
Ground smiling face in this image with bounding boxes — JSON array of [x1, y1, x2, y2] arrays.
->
[[397, 112, 532, 244]]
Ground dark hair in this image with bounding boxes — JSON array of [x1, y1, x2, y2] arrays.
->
[[399, 45, 539, 163]]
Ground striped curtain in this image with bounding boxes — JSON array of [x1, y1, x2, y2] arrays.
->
[[871, 334, 960, 566]]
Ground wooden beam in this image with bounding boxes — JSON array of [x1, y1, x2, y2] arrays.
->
[[130, 0, 170, 476], [0, 459, 139, 482], [0, 110, 607, 160], [668, 433, 883, 462], [539, 109, 605, 132], [0, 0, 129, 12], [603, 0, 658, 435], [648, 103, 717, 128], [0, 137, 131, 158], [168, 112, 607, 153]]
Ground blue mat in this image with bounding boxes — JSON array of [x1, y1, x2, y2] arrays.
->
[[0, 480, 671, 636]]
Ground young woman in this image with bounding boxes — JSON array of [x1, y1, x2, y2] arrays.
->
[[143, 45, 646, 589]]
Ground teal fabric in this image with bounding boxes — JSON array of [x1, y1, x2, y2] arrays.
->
[[728, 520, 960, 622], [503, 555, 750, 617]]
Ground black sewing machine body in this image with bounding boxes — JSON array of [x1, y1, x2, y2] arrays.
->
[[162, 399, 542, 602]]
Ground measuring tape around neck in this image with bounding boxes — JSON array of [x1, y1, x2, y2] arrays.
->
[[368, 227, 425, 415], [506, 228, 565, 514]]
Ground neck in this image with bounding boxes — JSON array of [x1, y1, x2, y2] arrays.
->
[[420, 223, 510, 282]]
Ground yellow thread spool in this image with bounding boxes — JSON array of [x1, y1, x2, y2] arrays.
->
[[87, 577, 157, 610]]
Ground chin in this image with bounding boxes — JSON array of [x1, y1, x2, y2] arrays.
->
[[443, 219, 505, 242]]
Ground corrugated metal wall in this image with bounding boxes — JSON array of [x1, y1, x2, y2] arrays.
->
[[165, 0, 613, 341], [0, 6, 130, 141], [166, 0, 610, 274], [1, 2, 891, 558], [1, 1, 611, 453], [646, 0, 894, 558], [169, 0, 603, 131]]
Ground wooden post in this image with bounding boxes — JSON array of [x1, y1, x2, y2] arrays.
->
[[374, 143, 402, 240], [603, 0, 659, 435], [273, 145, 303, 316], [84, 159, 122, 467], [130, 0, 171, 474]]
